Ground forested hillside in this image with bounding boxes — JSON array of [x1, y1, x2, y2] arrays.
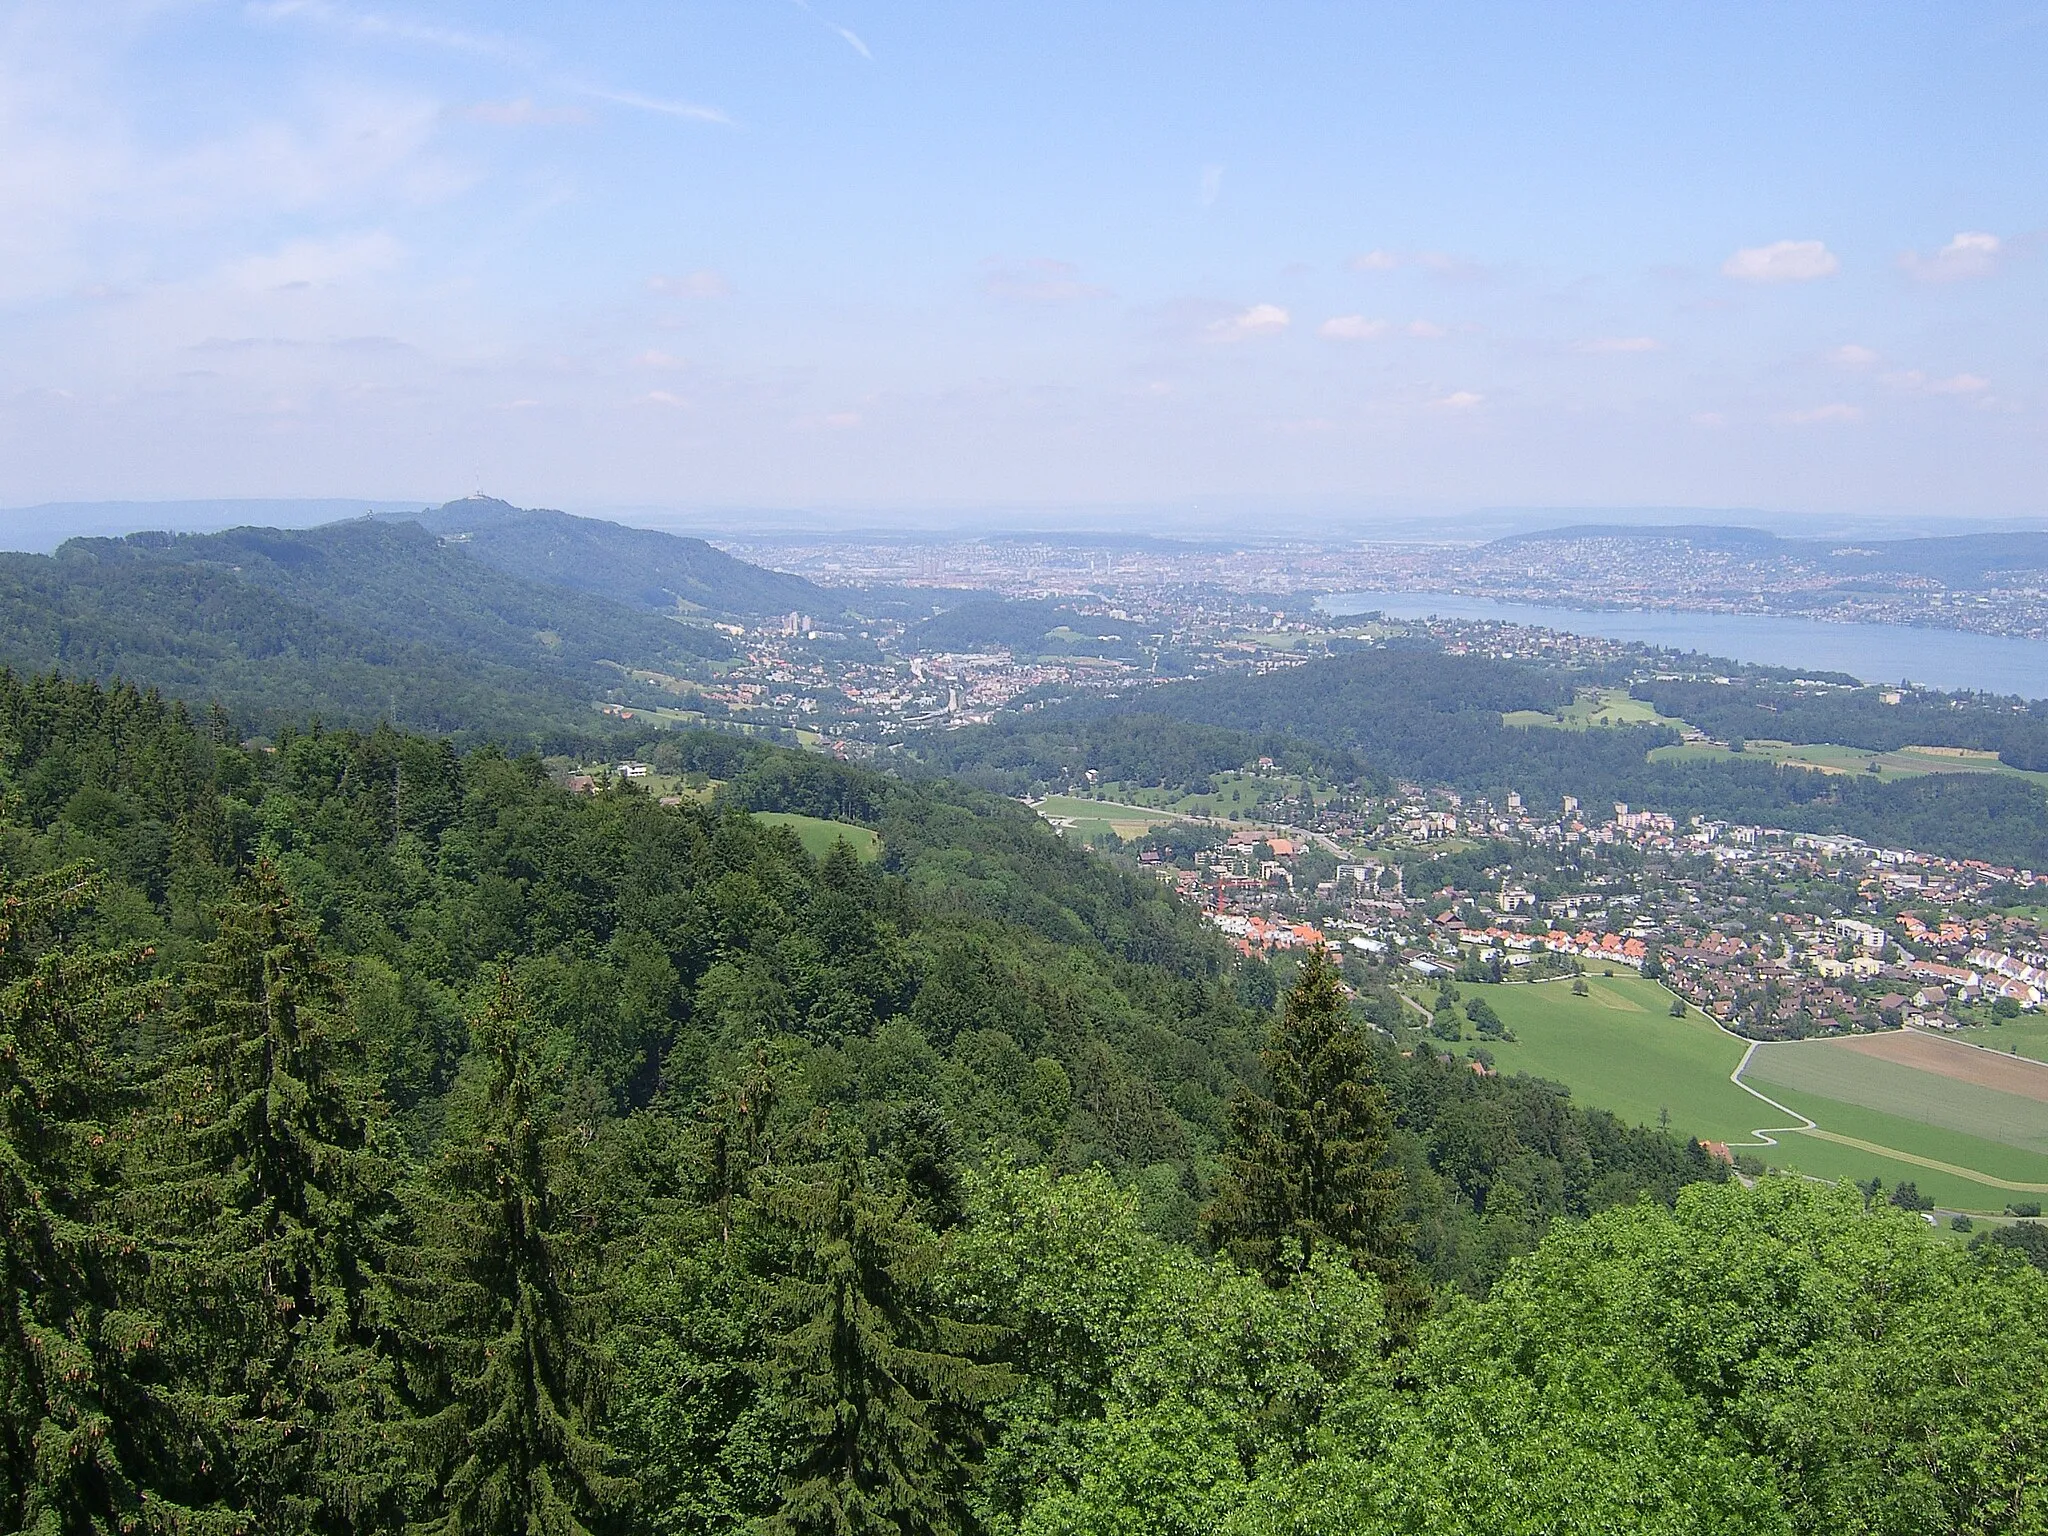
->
[[0, 518, 747, 742], [923, 649, 2048, 867], [405, 496, 842, 619], [0, 670, 1978, 1535], [1633, 676, 2048, 770]]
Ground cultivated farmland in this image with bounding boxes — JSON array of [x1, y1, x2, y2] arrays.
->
[[1464, 976, 2048, 1212]]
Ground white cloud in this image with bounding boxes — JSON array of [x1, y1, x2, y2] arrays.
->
[[1901, 231, 2001, 282], [1691, 411, 1727, 428], [1831, 343, 1880, 367], [634, 349, 686, 369], [985, 258, 1109, 302], [1404, 320, 1446, 338], [1199, 164, 1224, 208], [1574, 336, 1659, 354], [577, 87, 730, 125], [1319, 315, 1389, 340], [1349, 250, 1398, 272], [648, 270, 730, 298], [1882, 369, 1990, 396], [245, 0, 524, 61], [643, 389, 689, 408], [1208, 302, 1289, 340], [226, 231, 402, 291], [463, 98, 589, 127], [1781, 402, 1862, 424], [1723, 239, 1839, 283], [822, 410, 862, 429], [1434, 390, 1484, 410]]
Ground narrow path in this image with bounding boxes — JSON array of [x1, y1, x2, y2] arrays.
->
[[1724, 1039, 1817, 1150], [1725, 1030, 2048, 1193]]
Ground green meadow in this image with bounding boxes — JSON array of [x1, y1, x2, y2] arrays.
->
[[752, 811, 881, 861], [1462, 976, 2047, 1211], [1459, 976, 1760, 1142], [1952, 1015, 2048, 1066]]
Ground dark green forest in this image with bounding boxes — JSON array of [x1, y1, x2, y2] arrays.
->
[[921, 650, 2048, 867], [4, 669, 2047, 1535], [1632, 676, 2048, 771]]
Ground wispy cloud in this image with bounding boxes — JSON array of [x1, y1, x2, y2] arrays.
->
[[1207, 302, 1288, 340], [226, 231, 402, 291], [1434, 390, 1484, 410], [1831, 343, 1880, 367], [1573, 336, 1659, 354], [984, 258, 1109, 302], [578, 86, 730, 125], [789, 0, 871, 58], [1346, 248, 1484, 280], [1319, 315, 1389, 340], [1199, 164, 1224, 208], [244, 0, 525, 61], [1723, 239, 1839, 283], [462, 98, 589, 127], [1900, 231, 2001, 283], [648, 270, 731, 298], [1881, 370, 1990, 395], [1781, 402, 1862, 424]]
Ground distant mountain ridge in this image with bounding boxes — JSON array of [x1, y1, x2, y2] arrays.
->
[[1489, 523, 2048, 584], [0, 503, 835, 741], [394, 496, 842, 618]]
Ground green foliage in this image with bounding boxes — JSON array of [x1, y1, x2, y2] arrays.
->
[[754, 1145, 1013, 1535], [146, 866, 411, 1533], [0, 869, 195, 1535], [400, 976, 631, 1535], [1206, 954, 1408, 1294], [8, 670, 2032, 1533]]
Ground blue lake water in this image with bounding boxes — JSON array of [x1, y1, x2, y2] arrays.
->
[[1317, 591, 2048, 701]]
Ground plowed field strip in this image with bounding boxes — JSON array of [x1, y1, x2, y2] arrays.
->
[[1837, 1029, 2048, 1104]]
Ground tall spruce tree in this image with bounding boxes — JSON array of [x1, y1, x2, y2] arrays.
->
[[0, 868, 210, 1535], [403, 974, 627, 1536], [1205, 950, 1409, 1290], [756, 1144, 1011, 1536], [146, 865, 411, 1533]]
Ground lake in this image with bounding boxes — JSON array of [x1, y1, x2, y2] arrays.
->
[[1318, 591, 2048, 700]]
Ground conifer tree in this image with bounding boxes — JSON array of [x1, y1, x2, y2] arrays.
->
[[0, 867, 203, 1534], [756, 1143, 1011, 1536], [147, 864, 410, 1533], [403, 973, 628, 1536], [1205, 950, 1409, 1290]]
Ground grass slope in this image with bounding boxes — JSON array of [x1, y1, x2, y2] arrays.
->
[[753, 811, 880, 861], [1746, 1040, 2048, 1156], [1468, 977, 2043, 1210], [1953, 1017, 2048, 1065], [1461, 976, 1758, 1142]]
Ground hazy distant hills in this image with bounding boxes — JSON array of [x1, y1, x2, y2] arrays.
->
[[400, 496, 842, 619], [0, 499, 849, 740], [1492, 523, 2048, 585], [907, 596, 1146, 656]]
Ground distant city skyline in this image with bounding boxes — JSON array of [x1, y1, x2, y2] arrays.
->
[[2, 2, 2045, 520]]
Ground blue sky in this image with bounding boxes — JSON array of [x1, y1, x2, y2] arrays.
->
[[2, 1, 2045, 525]]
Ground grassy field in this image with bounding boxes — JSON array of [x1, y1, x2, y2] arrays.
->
[[1504, 686, 1684, 731], [1109, 771, 1336, 822], [1953, 1016, 2048, 1065], [752, 811, 880, 861], [1746, 1041, 2048, 1158], [1459, 976, 1761, 1142], [1462, 976, 2046, 1210], [1648, 737, 2048, 788], [1030, 795, 1187, 843]]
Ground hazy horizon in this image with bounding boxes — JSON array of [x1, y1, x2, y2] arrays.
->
[[4, 3, 2045, 520]]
